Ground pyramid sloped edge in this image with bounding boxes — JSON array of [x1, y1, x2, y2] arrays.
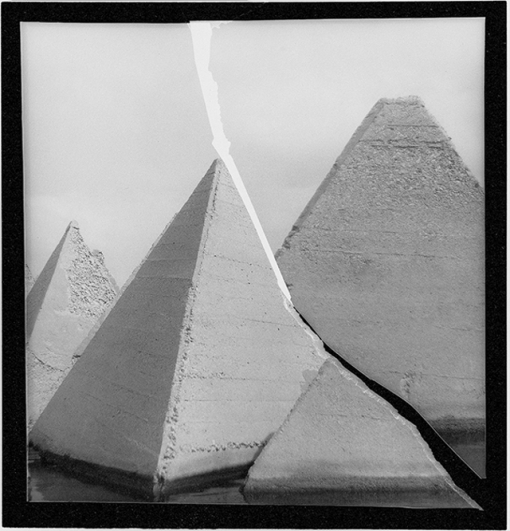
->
[[30, 161, 223, 481], [67, 210, 182, 367], [26, 222, 73, 339], [154, 159, 327, 495], [27, 221, 122, 429], [243, 358, 480, 509], [276, 96, 482, 258], [276, 100, 384, 257]]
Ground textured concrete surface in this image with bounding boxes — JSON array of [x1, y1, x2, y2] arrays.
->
[[244, 358, 479, 508], [276, 97, 484, 452], [25, 264, 35, 296], [30, 160, 327, 500], [27, 221, 119, 430]]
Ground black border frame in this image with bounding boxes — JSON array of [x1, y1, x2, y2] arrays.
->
[[3, 2, 506, 528]]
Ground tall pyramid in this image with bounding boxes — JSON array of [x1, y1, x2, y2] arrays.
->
[[30, 160, 326, 499], [27, 221, 119, 429], [244, 358, 479, 509], [276, 97, 485, 464], [25, 264, 35, 295]]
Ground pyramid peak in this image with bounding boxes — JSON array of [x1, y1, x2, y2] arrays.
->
[[377, 95, 424, 106], [210, 157, 229, 175], [200, 158, 229, 184], [26, 217, 119, 428], [67, 220, 80, 231], [244, 355, 479, 508], [200, 158, 235, 194]]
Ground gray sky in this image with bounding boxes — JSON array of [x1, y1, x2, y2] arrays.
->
[[23, 19, 484, 287]]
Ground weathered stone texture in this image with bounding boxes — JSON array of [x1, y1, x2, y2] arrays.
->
[[30, 160, 326, 499], [276, 97, 484, 441], [27, 221, 119, 429], [244, 358, 479, 508]]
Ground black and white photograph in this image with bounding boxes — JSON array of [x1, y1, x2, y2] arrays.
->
[[3, 2, 506, 529]]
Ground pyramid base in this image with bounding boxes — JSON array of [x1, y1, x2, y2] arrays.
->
[[157, 463, 251, 500], [33, 446, 252, 502], [242, 477, 480, 509], [34, 448, 155, 501]]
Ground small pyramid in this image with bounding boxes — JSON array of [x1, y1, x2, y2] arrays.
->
[[30, 160, 326, 499], [276, 97, 484, 469], [244, 358, 479, 508], [25, 264, 35, 295], [27, 221, 119, 429]]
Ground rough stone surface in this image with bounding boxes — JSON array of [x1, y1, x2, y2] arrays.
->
[[243, 358, 479, 508], [27, 221, 119, 429], [25, 264, 35, 296], [276, 97, 484, 446], [30, 160, 327, 500]]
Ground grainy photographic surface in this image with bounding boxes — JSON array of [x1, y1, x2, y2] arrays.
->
[[15, 7, 498, 523]]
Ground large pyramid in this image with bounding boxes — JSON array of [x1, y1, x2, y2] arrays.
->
[[27, 221, 119, 429], [276, 97, 485, 460], [30, 160, 326, 499], [244, 358, 479, 509]]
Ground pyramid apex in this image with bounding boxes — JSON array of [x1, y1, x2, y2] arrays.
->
[[26, 216, 119, 428], [378, 95, 425, 106], [244, 354, 479, 508], [211, 157, 228, 173], [203, 158, 233, 189]]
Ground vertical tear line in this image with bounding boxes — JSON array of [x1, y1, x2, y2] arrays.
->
[[189, 21, 292, 303]]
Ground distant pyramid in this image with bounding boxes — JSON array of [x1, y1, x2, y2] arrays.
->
[[25, 264, 35, 295], [276, 97, 485, 472], [27, 221, 119, 429], [30, 160, 326, 499], [244, 358, 479, 509]]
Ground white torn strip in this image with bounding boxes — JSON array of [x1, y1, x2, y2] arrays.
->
[[189, 21, 292, 302]]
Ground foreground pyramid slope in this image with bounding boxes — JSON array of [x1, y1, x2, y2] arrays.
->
[[27, 221, 119, 429], [244, 358, 479, 508], [276, 97, 484, 464], [31, 160, 326, 499]]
